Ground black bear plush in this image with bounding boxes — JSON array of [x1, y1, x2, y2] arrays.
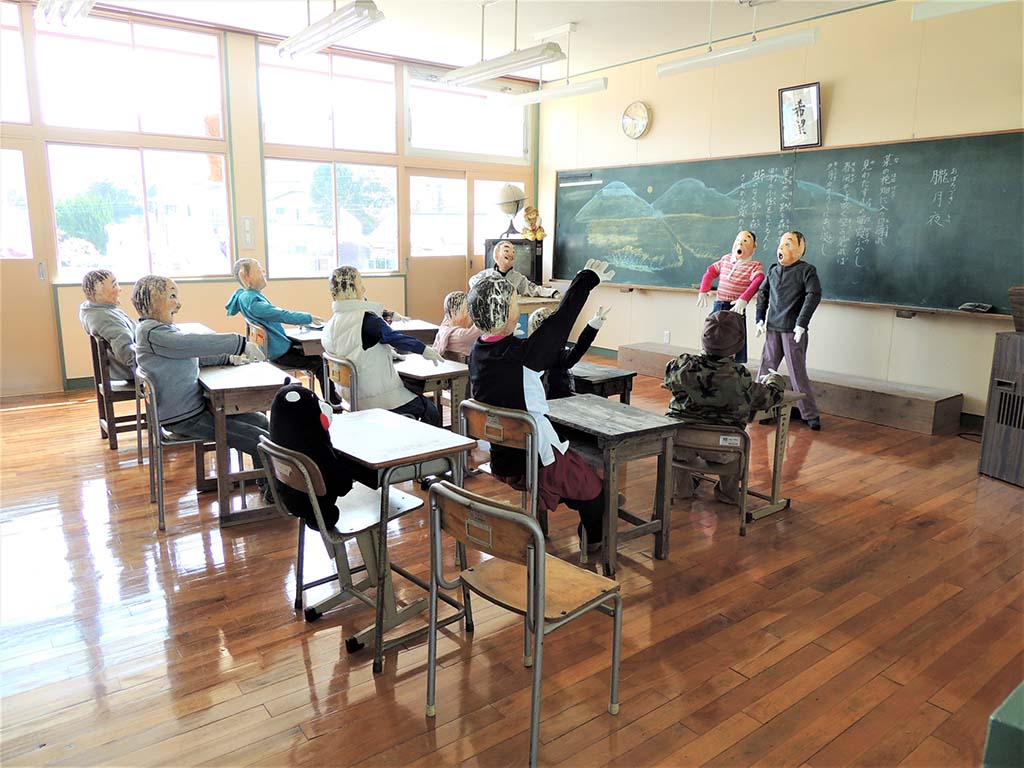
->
[[269, 381, 353, 530]]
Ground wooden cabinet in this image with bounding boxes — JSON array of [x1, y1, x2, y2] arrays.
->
[[979, 332, 1024, 487]]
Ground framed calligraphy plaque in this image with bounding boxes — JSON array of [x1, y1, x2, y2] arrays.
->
[[779, 82, 821, 151]]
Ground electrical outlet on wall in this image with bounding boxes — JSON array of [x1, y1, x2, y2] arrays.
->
[[663, 330, 671, 344]]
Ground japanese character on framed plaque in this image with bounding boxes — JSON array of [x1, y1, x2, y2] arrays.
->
[[779, 82, 821, 151]]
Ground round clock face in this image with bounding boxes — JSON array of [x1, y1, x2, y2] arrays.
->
[[621, 100, 651, 139]]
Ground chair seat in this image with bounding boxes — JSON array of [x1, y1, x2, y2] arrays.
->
[[461, 554, 618, 621], [325, 483, 423, 540], [109, 379, 135, 393]]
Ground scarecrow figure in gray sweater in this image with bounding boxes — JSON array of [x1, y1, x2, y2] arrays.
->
[[79, 269, 137, 381], [755, 231, 822, 430]]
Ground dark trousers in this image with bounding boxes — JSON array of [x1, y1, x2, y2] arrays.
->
[[712, 300, 748, 363], [168, 410, 270, 469], [757, 329, 819, 420], [273, 347, 338, 403], [391, 393, 441, 427]]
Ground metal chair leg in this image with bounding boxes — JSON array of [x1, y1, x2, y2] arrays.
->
[[294, 521, 305, 610], [609, 593, 622, 715], [528, 625, 545, 768], [156, 440, 166, 531]]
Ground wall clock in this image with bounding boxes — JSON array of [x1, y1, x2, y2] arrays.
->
[[621, 100, 651, 139]]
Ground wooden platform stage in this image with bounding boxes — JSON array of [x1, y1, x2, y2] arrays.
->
[[1, 363, 1021, 767]]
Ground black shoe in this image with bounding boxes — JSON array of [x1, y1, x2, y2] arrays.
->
[[806, 417, 821, 431], [260, 482, 275, 505]]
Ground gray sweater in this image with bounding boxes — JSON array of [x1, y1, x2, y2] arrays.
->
[[79, 301, 137, 380], [135, 319, 245, 425], [755, 260, 822, 332]]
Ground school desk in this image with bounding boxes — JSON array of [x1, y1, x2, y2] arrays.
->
[[394, 356, 470, 429], [568, 362, 638, 404]]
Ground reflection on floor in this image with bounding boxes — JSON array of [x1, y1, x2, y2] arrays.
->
[[1, 368, 1021, 767]]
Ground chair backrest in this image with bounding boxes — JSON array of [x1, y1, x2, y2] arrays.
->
[[257, 436, 336, 535], [459, 399, 537, 451], [672, 422, 751, 456], [429, 480, 540, 566], [322, 352, 359, 410], [135, 367, 160, 428], [90, 334, 123, 393], [245, 321, 270, 358]]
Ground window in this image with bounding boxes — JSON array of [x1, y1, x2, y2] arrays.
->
[[408, 73, 528, 161], [265, 159, 398, 277], [36, 18, 222, 136], [474, 179, 523, 255], [0, 2, 29, 124], [1, 149, 32, 259], [49, 144, 230, 281], [410, 176, 466, 257], [259, 46, 396, 153]]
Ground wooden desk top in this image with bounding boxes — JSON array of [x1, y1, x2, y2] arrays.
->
[[328, 409, 475, 469], [518, 297, 560, 308], [199, 362, 291, 393], [547, 394, 679, 441], [395, 357, 469, 381], [569, 362, 638, 383]]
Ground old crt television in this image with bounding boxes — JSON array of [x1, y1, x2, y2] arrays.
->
[[484, 238, 543, 284]]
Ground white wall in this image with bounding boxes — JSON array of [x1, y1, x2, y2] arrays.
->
[[536, 1, 1022, 414]]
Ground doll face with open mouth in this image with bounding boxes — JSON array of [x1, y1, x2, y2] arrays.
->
[[777, 232, 805, 266], [733, 231, 757, 261]]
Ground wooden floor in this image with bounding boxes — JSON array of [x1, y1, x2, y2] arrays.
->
[[1, 370, 1022, 767]]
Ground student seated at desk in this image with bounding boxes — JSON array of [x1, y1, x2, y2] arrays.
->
[[467, 260, 615, 552], [133, 275, 272, 497], [527, 304, 609, 399], [322, 266, 443, 426], [435, 291, 482, 359], [664, 310, 784, 505], [79, 269, 136, 381], [225, 258, 339, 405], [468, 240, 559, 299]]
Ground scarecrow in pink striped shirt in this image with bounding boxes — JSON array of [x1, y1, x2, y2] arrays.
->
[[696, 230, 764, 363]]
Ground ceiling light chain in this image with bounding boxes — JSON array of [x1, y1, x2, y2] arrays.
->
[[752, 4, 758, 41], [707, 0, 714, 53], [513, 0, 519, 52]]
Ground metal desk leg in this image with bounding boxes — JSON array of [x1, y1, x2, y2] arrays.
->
[[372, 465, 397, 674], [654, 435, 671, 559], [213, 401, 231, 523]]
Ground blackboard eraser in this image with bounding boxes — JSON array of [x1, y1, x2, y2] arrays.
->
[[896, 310, 917, 319], [958, 302, 994, 313]]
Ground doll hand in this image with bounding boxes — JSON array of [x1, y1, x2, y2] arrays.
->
[[390, 311, 410, 323], [696, 292, 709, 309], [243, 341, 267, 362], [513, 326, 527, 338], [422, 346, 442, 366], [755, 321, 766, 337], [582, 259, 616, 283], [310, 315, 325, 325], [730, 298, 748, 314], [794, 326, 806, 343], [589, 306, 611, 329], [228, 354, 249, 366]]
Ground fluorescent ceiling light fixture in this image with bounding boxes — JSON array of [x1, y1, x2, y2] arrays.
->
[[35, 0, 96, 25], [499, 77, 607, 106], [444, 42, 566, 86], [911, 0, 1015, 21], [658, 27, 819, 77], [277, 0, 384, 59]]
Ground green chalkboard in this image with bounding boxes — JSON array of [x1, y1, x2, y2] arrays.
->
[[553, 132, 1024, 314]]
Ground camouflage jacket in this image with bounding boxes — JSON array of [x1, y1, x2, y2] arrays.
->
[[664, 353, 785, 427]]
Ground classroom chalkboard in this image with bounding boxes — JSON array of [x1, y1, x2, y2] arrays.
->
[[553, 132, 1024, 314]]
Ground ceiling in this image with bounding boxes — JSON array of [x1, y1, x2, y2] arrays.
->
[[103, 0, 879, 81]]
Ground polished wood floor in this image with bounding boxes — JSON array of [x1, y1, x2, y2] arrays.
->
[[1, 370, 1022, 767]]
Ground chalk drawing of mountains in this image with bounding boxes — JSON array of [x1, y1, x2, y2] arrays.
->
[[653, 178, 738, 217], [575, 181, 657, 221]]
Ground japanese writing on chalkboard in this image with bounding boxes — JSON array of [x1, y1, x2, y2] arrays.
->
[[854, 158, 874, 265], [822, 161, 838, 261], [927, 167, 959, 228], [836, 161, 857, 266], [876, 153, 899, 243]]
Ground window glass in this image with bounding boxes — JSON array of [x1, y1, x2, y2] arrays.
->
[[134, 24, 222, 138], [336, 163, 397, 271], [409, 176, 466, 257], [0, 3, 30, 123], [48, 144, 146, 281], [259, 45, 332, 147], [409, 78, 526, 159], [264, 158, 335, 277], [474, 179, 522, 255], [0, 149, 33, 259], [36, 17, 136, 131], [143, 149, 230, 276], [331, 56, 395, 153]]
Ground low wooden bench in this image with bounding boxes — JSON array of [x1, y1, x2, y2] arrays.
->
[[617, 341, 963, 435]]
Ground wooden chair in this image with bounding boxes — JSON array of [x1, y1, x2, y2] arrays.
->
[[671, 423, 751, 535], [458, 398, 542, 530], [322, 352, 359, 412], [246, 320, 313, 390], [425, 480, 623, 768], [89, 334, 144, 460], [257, 436, 427, 651], [136, 368, 223, 531]]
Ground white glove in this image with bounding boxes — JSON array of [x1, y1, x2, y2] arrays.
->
[[513, 326, 527, 338], [228, 354, 250, 366], [730, 298, 748, 314], [243, 341, 267, 362], [757, 368, 780, 384], [589, 306, 611, 329], [422, 346, 442, 366], [390, 311, 410, 323], [794, 326, 806, 343], [755, 321, 766, 337], [310, 315, 325, 325], [696, 292, 710, 309], [582, 259, 616, 283]]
